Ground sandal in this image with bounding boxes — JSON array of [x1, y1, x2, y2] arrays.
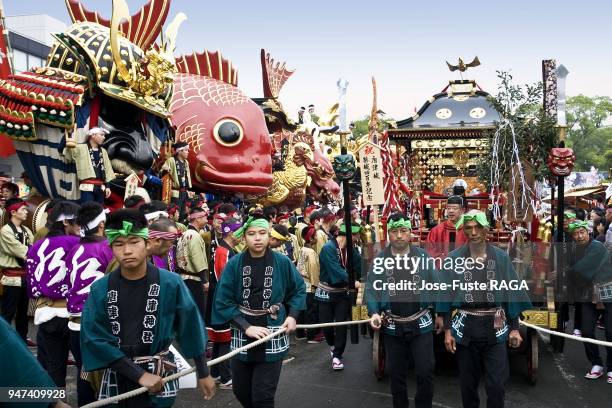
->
[[607, 372, 612, 384], [585, 365, 604, 379]]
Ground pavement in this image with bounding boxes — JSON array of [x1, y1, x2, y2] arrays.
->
[[32, 322, 609, 408]]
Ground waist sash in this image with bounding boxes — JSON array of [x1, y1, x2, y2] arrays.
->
[[2, 268, 25, 277], [80, 179, 105, 185], [458, 307, 506, 329], [383, 308, 429, 326], [318, 281, 348, 293], [239, 304, 281, 320]]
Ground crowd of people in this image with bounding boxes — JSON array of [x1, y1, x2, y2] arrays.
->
[[0, 168, 611, 408]]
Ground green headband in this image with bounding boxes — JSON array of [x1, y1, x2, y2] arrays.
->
[[455, 212, 490, 230], [568, 220, 589, 234], [387, 218, 412, 230], [564, 211, 576, 219], [339, 223, 361, 235], [106, 221, 149, 245], [233, 216, 270, 238]]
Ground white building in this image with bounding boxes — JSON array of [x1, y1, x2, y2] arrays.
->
[[0, 14, 66, 177]]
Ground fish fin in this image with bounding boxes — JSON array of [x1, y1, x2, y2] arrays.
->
[[261, 49, 294, 98], [175, 50, 238, 86]]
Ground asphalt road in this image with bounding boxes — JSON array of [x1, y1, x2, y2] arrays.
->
[[40, 322, 610, 408]]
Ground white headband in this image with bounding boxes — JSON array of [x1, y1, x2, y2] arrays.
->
[[88, 127, 109, 136], [85, 209, 109, 231], [145, 211, 169, 221], [175, 145, 189, 153], [56, 214, 76, 222]]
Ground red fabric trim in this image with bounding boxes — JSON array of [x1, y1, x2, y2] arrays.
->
[[207, 328, 231, 343], [80, 179, 104, 185], [2, 269, 25, 277], [89, 94, 101, 128]]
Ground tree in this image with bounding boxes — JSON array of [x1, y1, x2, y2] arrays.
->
[[350, 115, 396, 140], [566, 95, 612, 172], [477, 71, 558, 186]]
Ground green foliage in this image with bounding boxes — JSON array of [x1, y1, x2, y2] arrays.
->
[[350, 115, 396, 140], [476, 71, 558, 187], [566, 95, 612, 172], [350, 116, 370, 139]]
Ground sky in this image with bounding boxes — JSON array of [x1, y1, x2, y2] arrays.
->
[[4, 0, 612, 122]]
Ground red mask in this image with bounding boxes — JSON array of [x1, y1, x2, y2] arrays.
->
[[547, 148, 575, 177]]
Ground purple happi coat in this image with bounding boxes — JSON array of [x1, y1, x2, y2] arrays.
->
[[151, 247, 176, 272], [26, 235, 80, 300], [66, 236, 113, 315]]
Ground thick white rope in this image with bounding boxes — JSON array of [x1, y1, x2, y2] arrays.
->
[[82, 319, 372, 408], [520, 320, 612, 347], [82, 318, 612, 407]]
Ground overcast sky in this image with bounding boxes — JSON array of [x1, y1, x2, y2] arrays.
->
[[5, 0, 612, 122]]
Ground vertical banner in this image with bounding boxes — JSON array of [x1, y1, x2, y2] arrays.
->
[[542, 60, 557, 121], [359, 142, 385, 206]]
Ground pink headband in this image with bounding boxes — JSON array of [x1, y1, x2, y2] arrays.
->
[[148, 230, 181, 240]]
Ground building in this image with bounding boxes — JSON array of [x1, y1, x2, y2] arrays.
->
[[388, 78, 503, 229], [0, 14, 66, 178]]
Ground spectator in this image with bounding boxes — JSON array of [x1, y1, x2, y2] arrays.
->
[[1, 182, 20, 202]]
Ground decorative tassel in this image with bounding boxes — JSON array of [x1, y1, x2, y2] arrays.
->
[[494, 308, 506, 329]]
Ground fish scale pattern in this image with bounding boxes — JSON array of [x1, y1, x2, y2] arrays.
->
[[170, 73, 249, 110]]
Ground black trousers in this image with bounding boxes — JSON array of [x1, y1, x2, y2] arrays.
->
[[574, 303, 583, 331], [581, 302, 612, 370], [231, 357, 282, 408], [172, 191, 189, 222], [456, 340, 508, 408], [80, 188, 105, 204], [70, 330, 97, 406], [384, 332, 435, 408], [318, 296, 349, 358], [37, 317, 71, 387], [296, 292, 318, 340], [1, 284, 29, 341], [210, 341, 232, 383], [184, 279, 207, 322]]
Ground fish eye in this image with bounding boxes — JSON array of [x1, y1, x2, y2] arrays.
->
[[213, 118, 243, 147]]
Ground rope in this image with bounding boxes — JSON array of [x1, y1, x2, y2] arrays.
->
[[519, 320, 612, 347], [82, 319, 372, 408], [82, 318, 612, 407]]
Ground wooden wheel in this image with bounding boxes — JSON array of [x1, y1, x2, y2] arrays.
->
[[372, 329, 385, 380], [526, 328, 538, 385]]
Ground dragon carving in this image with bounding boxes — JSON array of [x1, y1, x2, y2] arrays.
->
[[259, 141, 313, 207], [255, 49, 340, 208], [260, 130, 340, 208]]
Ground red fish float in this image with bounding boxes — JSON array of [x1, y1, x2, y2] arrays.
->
[[171, 53, 273, 194]]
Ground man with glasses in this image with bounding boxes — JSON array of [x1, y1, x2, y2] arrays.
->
[[367, 212, 440, 408]]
